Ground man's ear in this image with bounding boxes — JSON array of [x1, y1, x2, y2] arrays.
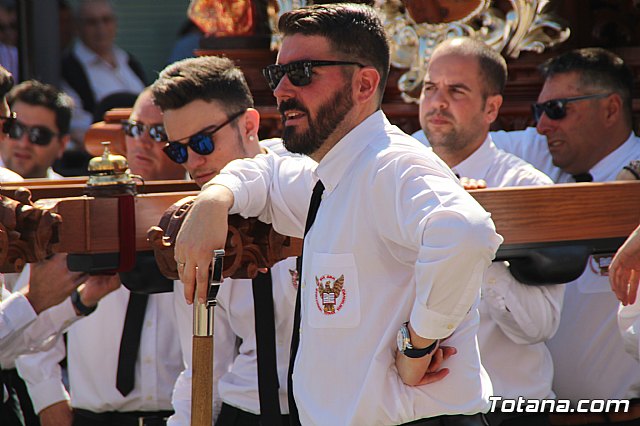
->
[[242, 107, 260, 140], [354, 67, 380, 104], [484, 94, 503, 124], [58, 134, 71, 158], [603, 93, 622, 127]]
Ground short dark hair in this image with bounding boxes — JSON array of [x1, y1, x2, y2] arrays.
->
[[0, 64, 14, 99], [7, 80, 73, 135], [431, 37, 507, 97], [277, 3, 390, 103], [152, 56, 254, 116], [540, 48, 634, 126]]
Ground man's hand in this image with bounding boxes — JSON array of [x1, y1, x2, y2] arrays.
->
[[78, 274, 121, 308], [39, 400, 73, 426], [22, 254, 88, 314], [395, 344, 456, 386], [395, 322, 455, 386], [459, 177, 487, 190], [610, 224, 640, 305], [175, 185, 234, 305]]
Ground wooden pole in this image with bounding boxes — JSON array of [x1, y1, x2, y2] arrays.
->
[[191, 250, 225, 426]]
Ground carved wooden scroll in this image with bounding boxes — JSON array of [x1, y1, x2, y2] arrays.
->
[[147, 196, 301, 279], [0, 190, 61, 272]]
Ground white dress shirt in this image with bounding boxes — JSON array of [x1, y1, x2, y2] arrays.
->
[[169, 139, 299, 425], [490, 128, 640, 402], [619, 299, 640, 361], [63, 40, 145, 141], [450, 136, 563, 400], [0, 165, 22, 182], [16, 286, 183, 413], [207, 111, 502, 425]]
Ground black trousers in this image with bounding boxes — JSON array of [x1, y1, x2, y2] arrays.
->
[[216, 403, 290, 426], [72, 408, 173, 426], [0, 369, 39, 426], [485, 411, 550, 426], [401, 413, 488, 426]]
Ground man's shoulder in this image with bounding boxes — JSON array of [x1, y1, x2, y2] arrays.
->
[[0, 167, 23, 183], [490, 147, 554, 186]]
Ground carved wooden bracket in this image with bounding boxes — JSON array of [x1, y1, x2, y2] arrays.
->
[[148, 196, 302, 280], [0, 189, 61, 273]]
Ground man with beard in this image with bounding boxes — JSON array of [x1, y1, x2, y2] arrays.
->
[[416, 37, 559, 426], [151, 55, 299, 425], [172, 4, 502, 426]]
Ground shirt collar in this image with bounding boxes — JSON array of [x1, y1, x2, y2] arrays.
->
[[590, 131, 638, 181], [315, 110, 387, 193], [73, 40, 126, 68], [451, 135, 494, 179]]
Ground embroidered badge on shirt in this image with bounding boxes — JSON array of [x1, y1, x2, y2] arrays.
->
[[315, 274, 346, 315], [289, 269, 299, 290]]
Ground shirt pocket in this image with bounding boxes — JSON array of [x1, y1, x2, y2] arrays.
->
[[306, 252, 360, 329]]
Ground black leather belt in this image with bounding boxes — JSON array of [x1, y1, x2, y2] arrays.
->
[[73, 408, 173, 426], [401, 413, 488, 426]]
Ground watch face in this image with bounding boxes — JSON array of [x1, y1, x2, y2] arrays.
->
[[397, 323, 410, 352], [397, 328, 405, 351]]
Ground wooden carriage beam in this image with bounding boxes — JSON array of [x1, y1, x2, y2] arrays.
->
[[33, 180, 639, 254]]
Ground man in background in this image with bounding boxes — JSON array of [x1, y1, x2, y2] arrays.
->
[[0, 80, 71, 179], [416, 37, 559, 425], [61, 0, 145, 174], [17, 88, 183, 426]]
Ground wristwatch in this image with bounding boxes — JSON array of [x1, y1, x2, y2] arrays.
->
[[397, 322, 439, 358], [71, 288, 97, 316]]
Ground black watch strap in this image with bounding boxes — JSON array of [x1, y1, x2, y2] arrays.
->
[[71, 289, 97, 316], [404, 338, 439, 359]]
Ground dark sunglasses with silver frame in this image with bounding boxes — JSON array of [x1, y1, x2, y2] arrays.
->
[[531, 93, 612, 122], [162, 109, 246, 164], [262, 60, 365, 90], [122, 120, 167, 142], [6, 118, 59, 146]]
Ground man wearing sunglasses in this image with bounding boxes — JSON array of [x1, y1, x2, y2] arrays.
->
[[489, 48, 640, 415], [0, 80, 71, 179], [16, 89, 185, 426], [151, 55, 299, 425], [122, 87, 185, 182], [173, 4, 501, 426]]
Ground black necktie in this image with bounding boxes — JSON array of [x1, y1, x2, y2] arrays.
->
[[572, 172, 593, 182], [116, 292, 149, 396], [288, 180, 324, 425], [252, 271, 281, 423]]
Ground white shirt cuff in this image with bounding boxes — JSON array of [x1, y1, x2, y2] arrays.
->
[[27, 377, 70, 414]]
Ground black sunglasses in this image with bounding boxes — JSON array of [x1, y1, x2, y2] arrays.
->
[[7, 119, 59, 146], [531, 93, 611, 122], [163, 110, 246, 164], [122, 120, 167, 142], [262, 60, 365, 90]]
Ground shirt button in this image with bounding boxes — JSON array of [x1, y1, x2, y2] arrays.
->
[[143, 356, 153, 364], [487, 278, 496, 285], [447, 324, 454, 330], [146, 396, 153, 401], [145, 321, 152, 328]]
